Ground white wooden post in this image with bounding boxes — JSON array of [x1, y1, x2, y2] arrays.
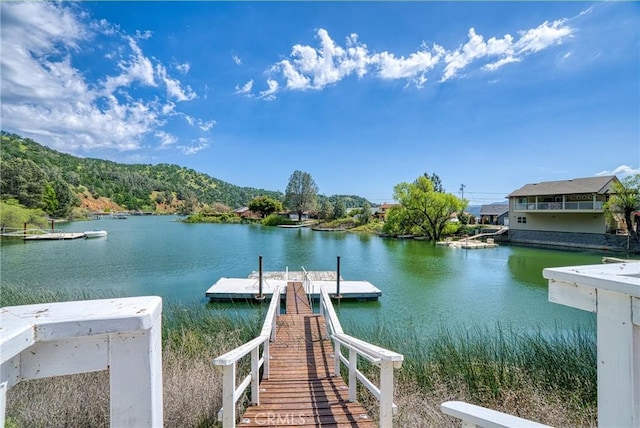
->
[[263, 340, 270, 379], [333, 339, 341, 377], [251, 346, 259, 405], [110, 317, 163, 427], [349, 348, 357, 402], [271, 316, 277, 341], [379, 360, 394, 427], [221, 364, 236, 428], [596, 289, 637, 426], [543, 262, 640, 428]]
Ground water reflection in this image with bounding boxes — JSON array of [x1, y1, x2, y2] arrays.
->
[[507, 246, 602, 288]]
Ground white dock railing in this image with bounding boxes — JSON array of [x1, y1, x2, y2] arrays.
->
[[318, 284, 404, 427], [213, 285, 282, 428], [440, 401, 551, 428], [0, 296, 163, 428], [301, 266, 314, 310]]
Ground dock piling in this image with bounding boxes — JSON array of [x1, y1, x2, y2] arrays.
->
[[335, 255, 342, 299], [255, 255, 265, 301]]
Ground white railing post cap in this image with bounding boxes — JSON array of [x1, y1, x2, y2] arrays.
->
[[2, 296, 163, 341]]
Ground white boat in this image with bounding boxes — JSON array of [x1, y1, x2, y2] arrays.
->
[[84, 230, 107, 238]]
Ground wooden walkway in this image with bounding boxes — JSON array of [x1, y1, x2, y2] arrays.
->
[[239, 282, 374, 427]]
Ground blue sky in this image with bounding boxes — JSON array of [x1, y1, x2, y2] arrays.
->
[[1, 2, 638, 205]]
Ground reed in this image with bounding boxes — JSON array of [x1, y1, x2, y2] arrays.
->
[[346, 320, 597, 426], [2, 284, 597, 427]]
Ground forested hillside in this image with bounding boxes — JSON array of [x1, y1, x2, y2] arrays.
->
[[0, 132, 370, 218], [0, 132, 284, 216]]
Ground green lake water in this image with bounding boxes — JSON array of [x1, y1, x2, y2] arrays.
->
[[1, 215, 628, 336]]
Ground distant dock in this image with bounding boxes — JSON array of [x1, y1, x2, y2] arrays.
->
[[1, 228, 106, 240], [23, 232, 86, 241], [437, 239, 499, 249], [205, 271, 382, 301]]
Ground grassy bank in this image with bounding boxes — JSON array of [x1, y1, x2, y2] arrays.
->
[[348, 321, 596, 427], [2, 284, 596, 427]]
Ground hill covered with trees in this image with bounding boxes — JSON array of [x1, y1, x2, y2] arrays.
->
[[0, 132, 371, 219]]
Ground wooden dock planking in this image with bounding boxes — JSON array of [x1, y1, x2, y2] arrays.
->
[[238, 282, 374, 427], [285, 282, 312, 315]]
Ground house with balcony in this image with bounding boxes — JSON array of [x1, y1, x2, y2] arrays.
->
[[506, 175, 634, 251]]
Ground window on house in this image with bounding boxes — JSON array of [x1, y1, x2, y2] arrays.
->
[[517, 216, 527, 224]]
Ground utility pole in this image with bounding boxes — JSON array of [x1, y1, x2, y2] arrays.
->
[[460, 184, 466, 200]]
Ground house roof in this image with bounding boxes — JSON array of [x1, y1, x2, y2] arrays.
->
[[379, 202, 397, 209], [480, 204, 509, 216], [508, 176, 619, 197]]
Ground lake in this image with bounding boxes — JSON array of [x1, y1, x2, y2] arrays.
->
[[0, 215, 622, 336]]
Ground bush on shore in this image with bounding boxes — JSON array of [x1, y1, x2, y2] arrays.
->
[[261, 213, 297, 226], [182, 212, 244, 224]]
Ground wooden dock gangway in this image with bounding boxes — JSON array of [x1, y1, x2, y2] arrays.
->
[[213, 268, 404, 427]]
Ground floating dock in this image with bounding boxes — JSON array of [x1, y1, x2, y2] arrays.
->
[[23, 232, 86, 241], [205, 271, 382, 301], [437, 240, 499, 249], [1, 231, 105, 240]]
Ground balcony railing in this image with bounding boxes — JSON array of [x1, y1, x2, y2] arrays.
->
[[514, 201, 603, 211]]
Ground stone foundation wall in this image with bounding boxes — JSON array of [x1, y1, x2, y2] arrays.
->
[[508, 229, 640, 253]]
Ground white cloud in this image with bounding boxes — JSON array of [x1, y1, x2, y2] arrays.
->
[[439, 21, 572, 81], [259, 79, 279, 100], [162, 102, 176, 115], [372, 46, 443, 87], [514, 19, 572, 55], [101, 36, 157, 95], [258, 18, 574, 96], [198, 120, 216, 132], [2, 2, 87, 55], [442, 28, 492, 81], [484, 56, 520, 71], [179, 138, 209, 155], [175, 62, 190, 74], [278, 60, 311, 90], [235, 80, 254, 95], [156, 130, 178, 147], [0, 2, 211, 155], [183, 115, 195, 126], [135, 29, 153, 40], [181, 114, 215, 131], [156, 64, 197, 101], [232, 55, 242, 65], [596, 165, 640, 177], [275, 29, 371, 91]]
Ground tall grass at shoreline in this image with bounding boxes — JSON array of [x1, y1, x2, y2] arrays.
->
[[345, 320, 596, 426], [2, 284, 597, 427]]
